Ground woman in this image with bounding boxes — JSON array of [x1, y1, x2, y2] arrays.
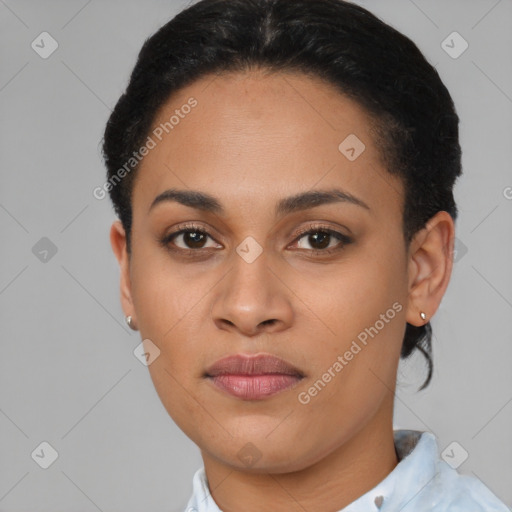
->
[[102, 0, 509, 510]]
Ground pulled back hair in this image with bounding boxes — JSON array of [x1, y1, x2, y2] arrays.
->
[[102, 0, 462, 389]]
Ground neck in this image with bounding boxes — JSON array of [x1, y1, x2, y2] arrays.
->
[[201, 394, 398, 512]]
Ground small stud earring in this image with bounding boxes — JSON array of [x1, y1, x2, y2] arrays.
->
[[420, 311, 427, 321], [126, 315, 138, 330]]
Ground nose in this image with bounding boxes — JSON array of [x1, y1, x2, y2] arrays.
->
[[209, 253, 294, 337]]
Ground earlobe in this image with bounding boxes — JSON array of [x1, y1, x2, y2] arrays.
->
[[110, 220, 136, 322], [405, 211, 455, 327]]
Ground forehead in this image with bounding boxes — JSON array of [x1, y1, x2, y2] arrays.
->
[[133, 69, 403, 222]]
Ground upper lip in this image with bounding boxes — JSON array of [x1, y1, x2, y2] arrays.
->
[[205, 354, 305, 378]]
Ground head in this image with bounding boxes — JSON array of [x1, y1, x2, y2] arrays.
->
[[104, 0, 460, 473]]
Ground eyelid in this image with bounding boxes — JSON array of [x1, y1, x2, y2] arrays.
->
[[291, 222, 351, 242]]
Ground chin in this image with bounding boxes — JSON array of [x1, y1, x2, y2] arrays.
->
[[198, 425, 322, 474], [220, 448, 310, 474]]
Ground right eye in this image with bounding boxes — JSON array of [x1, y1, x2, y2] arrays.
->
[[160, 223, 223, 253]]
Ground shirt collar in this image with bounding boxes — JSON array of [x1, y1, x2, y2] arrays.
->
[[185, 429, 436, 512]]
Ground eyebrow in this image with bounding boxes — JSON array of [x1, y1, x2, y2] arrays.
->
[[149, 187, 370, 216]]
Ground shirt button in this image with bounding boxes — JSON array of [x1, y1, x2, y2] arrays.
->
[[374, 495, 384, 508]]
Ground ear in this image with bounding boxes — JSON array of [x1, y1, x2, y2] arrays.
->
[[110, 220, 136, 323], [405, 211, 455, 327]]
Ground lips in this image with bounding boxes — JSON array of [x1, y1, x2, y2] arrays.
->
[[205, 354, 304, 377], [205, 354, 304, 400]]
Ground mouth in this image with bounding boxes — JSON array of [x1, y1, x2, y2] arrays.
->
[[204, 353, 305, 400]]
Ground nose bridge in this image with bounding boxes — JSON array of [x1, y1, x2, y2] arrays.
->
[[210, 242, 293, 334], [228, 242, 275, 306]]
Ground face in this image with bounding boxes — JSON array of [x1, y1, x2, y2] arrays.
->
[[110, 69, 450, 473]]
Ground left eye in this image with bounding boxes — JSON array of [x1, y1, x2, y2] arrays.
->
[[293, 228, 351, 252]]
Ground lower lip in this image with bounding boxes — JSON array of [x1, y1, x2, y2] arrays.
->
[[208, 374, 302, 400]]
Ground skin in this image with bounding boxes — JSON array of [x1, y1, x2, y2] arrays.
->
[[110, 68, 455, 511]]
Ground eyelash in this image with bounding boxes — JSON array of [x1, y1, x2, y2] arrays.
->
[[160, 222, 353, 258]]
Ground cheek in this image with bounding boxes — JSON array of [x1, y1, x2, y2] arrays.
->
[[144, 352, 215, 449], [297, 240, 408, 401], [130, 256, 214, 439], [129, 242, 204, 331], [131, 269, 210, 376], [303, 240, 407, 345], [128, 247, 206, 384]]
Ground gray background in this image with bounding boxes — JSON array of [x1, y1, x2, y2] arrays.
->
[[1, 0, 511, 510]]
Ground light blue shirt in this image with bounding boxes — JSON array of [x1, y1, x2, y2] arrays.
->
[[184, 429, 509, 511]]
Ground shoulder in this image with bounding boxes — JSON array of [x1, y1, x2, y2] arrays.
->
[[417, 461, 509, 511], [389, 430, 509, 512]]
